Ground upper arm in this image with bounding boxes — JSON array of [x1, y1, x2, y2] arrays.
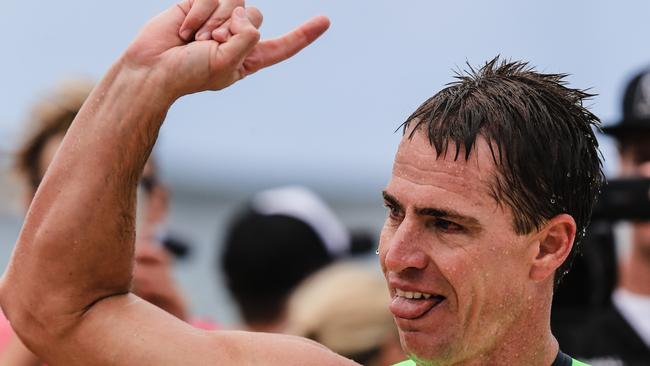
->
[[32, 294, 358, 366]]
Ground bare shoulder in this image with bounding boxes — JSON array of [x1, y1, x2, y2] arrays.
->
[[210, 330, 361, 366]]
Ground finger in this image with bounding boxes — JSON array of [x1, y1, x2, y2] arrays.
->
[[242, 15, 330, 75], [195, 0, 244, 41], [217, 7, 260, 69], [179, 0, 220, 41], [212, 7, 262, 43]]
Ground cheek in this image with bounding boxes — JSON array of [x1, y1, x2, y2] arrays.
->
[[448, 237, 530, 318]]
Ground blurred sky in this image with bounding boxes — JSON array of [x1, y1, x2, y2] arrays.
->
[[2, 0, 650, 201]]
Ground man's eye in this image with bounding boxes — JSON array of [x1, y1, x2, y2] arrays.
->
[[428, 218, 464, 233], [384, 203, 402, 220]]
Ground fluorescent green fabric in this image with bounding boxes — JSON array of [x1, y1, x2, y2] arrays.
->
[[572, 359, 591, 366], [392, 357, 591, 366], [391, 360, 416, 366]]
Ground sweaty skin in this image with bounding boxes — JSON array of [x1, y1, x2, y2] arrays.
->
[[0, 2, 356, 365], [379, 128, 577, 366]]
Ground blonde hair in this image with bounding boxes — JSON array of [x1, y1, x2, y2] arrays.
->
[[14, 79, 94, 190], [286, 262, 397, 362]]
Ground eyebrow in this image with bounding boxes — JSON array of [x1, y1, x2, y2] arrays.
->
[[382, 191, 481, 227]]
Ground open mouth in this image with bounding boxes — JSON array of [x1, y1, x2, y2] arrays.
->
[[389, 288, 446, 319]]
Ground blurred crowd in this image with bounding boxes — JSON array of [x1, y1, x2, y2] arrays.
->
[[0, 65, 649, 365], [0, 80, 403, 365]]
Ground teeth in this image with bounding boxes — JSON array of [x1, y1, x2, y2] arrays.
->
[[395, 288, 434, 300]]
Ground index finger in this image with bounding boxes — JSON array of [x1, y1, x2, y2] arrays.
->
[[179, 0, 220, 40], [243, 15, 330, 74]]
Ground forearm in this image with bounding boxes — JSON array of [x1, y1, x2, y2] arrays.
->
[[1, 58, 175, 333], [0, 334, 42, 366]]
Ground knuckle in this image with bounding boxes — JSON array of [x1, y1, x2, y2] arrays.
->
[[243, 58, 260, 73], [207, 16, 228, 27], [176, 0, 192, 15], [245, 28, 260, 41]]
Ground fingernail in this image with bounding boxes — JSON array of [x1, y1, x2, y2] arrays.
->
[[180, 29, 192, 40], [235, 7, 246, 18], [213, 29, 227, 41], [196, 32, 210, 41]]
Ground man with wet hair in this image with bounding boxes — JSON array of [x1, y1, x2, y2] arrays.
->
[[380, 60, 602, 366], [0, 1, 601, 365]]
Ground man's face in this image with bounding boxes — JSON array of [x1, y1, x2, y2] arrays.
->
[[379, 131, 536, 363]]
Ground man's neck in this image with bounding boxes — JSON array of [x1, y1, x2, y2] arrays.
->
[[471, 324, 558, 366], [620, 244, 650, 295], [447, 290, 559, 366]]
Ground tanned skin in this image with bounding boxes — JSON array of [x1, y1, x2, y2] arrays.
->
[[0, 1, 357, 365], [0, 1, 582, 365]]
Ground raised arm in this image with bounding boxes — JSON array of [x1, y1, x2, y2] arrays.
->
[[0, 2, 353, 365]]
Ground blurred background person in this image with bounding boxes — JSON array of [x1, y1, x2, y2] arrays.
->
[[286, 262, 404, 366], [555, 68, 650, 366], [221, 186, 373, 332], [0, 80, 196, 365]]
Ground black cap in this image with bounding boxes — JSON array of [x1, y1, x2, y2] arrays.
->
[[603, 68, 650, 139], [220, 186, 375, 324]]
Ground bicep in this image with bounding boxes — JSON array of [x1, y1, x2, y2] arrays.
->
[[36, 294, 228, 365], [36, 294, 358, 366]]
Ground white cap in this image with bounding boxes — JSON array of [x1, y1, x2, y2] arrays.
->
[[250, 186, 351, 257]]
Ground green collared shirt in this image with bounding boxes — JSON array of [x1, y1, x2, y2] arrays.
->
[[392, 351, 591, 366]]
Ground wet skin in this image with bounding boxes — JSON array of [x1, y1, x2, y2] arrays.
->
[[379, 130, 541, 364]]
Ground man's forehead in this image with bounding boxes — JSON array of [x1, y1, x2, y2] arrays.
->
[[393, 130, 497, 185]]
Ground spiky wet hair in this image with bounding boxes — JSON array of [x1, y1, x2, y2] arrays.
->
[[402, 57, 604, 285]]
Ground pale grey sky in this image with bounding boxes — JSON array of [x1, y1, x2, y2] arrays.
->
[[2, 0, 650, 200]]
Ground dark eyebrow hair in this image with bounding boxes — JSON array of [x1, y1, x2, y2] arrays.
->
[[382, 191, 403, 211], [382, 191, 481, 227], [416, 208, 481, 227]]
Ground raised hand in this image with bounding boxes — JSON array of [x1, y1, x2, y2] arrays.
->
[[0, 2, 352, 364], [123, 1, 329, 98]]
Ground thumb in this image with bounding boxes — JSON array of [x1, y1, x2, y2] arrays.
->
[[217, 7, 260, 69]]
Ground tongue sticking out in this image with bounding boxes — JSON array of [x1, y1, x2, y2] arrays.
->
[[390, 296, 445, 319]]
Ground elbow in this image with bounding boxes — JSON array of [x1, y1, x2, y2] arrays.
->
[[0, 269, 78, 350]]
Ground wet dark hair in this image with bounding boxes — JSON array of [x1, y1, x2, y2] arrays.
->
[[402, 57, 604, 285]]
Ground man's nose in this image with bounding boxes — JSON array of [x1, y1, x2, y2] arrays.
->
[[383, 220, 429, 273]]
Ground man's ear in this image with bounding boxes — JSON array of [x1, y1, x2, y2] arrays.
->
[[529, 214, 576, 281]]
